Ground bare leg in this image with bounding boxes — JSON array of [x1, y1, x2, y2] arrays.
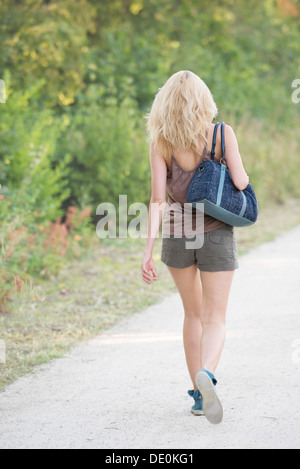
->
[[199, 270, 235, 374], [167, 265, 235, 385], [167, 264, 203, 390]]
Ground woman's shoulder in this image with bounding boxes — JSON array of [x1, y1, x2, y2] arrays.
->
[[212, 122, 236, 136], [212, 122, 239, 150]]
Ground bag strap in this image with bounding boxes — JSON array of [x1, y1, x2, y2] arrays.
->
[[220, 122, 227, 166], [211, 122, 227, 166], [211, 122, 220, 161]]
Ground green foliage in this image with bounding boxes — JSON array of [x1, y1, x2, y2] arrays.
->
[[58, 87, 150, 211], [0, 0, 96, 107], [0, 74, 88, 309], [0, 74, 70, 224], [234, 117, 300, 205]]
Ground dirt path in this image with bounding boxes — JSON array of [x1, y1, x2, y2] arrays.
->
[[0, 225, 300, 449]]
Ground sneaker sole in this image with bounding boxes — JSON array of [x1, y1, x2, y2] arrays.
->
[[191, 409, 204, 416], [195, 371, 223, 424]]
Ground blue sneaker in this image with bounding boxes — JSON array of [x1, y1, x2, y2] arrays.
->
[[187, 389, 204, 416], [195, 369, 223, 424]]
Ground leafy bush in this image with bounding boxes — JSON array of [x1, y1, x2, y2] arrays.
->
[[58, 86, 151, 212], [0, 76, 94, 312], [0, 75, 70, 223]]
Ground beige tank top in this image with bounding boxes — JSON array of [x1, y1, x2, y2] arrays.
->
[[162, 138, 225, 237]]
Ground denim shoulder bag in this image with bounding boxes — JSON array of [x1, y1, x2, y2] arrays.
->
[[186, 122, 258, 227]]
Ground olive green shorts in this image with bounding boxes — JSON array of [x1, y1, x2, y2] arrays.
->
[[161, 224, 239, 272]]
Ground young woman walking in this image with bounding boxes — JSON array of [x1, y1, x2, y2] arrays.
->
[[142, 71, 249, 424]]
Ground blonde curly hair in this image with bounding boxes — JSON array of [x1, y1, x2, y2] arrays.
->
[[146, 71, 218, 167]]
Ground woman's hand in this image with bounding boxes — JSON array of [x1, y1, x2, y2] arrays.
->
[[141, 252, 159, 285]]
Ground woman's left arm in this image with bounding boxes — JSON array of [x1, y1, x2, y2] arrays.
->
[[224, 125, 249, 191], [141, 142, 167, 285]]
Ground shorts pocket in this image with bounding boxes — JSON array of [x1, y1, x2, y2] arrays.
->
[[205, 232, 235, 258]]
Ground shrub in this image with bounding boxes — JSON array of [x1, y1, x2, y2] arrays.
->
[[58, 85, 151, 215]]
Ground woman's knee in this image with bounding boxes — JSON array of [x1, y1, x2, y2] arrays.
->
[[184, 308, 202, 319], [200, 309, 226, 327]]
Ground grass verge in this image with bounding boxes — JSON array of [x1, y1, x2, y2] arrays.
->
[[1, 198, 300, 390]]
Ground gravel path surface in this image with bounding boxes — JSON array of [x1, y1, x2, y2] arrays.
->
[[0, 225, 300, 449]]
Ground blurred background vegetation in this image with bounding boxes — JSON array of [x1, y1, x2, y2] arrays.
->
[[0, 0, 300, 311]]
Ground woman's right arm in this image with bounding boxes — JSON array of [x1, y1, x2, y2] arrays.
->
[[141, 141, 167, 285]]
